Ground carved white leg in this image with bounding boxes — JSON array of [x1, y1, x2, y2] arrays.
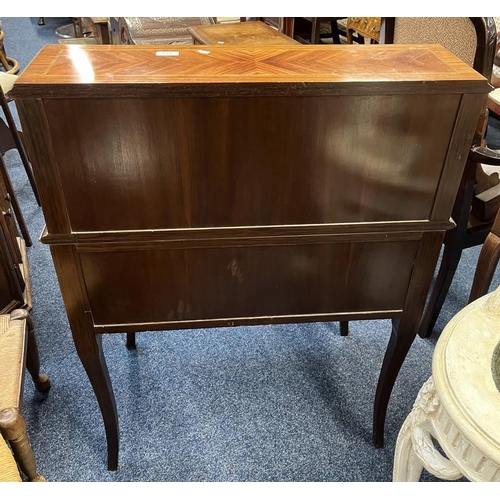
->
[[396, 289, 500, 482], [393, 377, 462, 482], [393, 414, 424, 481]]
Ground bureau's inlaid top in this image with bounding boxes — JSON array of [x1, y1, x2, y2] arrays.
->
[[13, 44, 489, 98]]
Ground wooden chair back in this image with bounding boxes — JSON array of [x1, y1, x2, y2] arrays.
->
[[380, 17, 496, 79]]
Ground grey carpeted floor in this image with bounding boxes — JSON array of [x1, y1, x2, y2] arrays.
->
[[2, 17, 500, 482]]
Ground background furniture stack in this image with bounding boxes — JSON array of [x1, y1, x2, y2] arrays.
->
[[56, 17, 385, 47]]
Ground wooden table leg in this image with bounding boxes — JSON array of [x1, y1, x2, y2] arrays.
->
[[51, 245, 119, 470], [373, 232, 443, 447]]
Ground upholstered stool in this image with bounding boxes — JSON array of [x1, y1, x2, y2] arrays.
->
[[393, 287, 500, 482], [0, 310, 50, 482]]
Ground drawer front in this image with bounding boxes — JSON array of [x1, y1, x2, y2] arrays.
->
[[78, 240, 419, 327], [43, 94, 460, 232]]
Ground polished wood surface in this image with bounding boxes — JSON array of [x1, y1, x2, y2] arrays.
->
[[13, 44, 489, 94], [79, 240, 418, 327], [187, 21, 299, 46], [40, 94, 459, 233], [13, 44, 488, 470]]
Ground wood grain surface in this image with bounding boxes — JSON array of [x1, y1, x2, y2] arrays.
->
[[38, 94, 461, 232], [12, 44, 489, 99]]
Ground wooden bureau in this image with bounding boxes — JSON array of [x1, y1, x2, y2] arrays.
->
[[12, 44, 489, 470]]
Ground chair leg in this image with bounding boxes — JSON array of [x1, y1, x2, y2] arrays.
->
[[11, 309, 51, 392], [0, 92, 41, 205], [125, 332, 136, 350], [311, 19, 321, 44], [38, 18, 45, 26], [330, 20, 341, 44], [346, 28, 353, 44], [0, 408, 45, 481], [340, 321, 349, 336], [468, 231, 500, 303], [418, 168, 475, 338]]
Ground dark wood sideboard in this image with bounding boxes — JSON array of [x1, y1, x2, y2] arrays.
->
[[12, 44, 489, 470]]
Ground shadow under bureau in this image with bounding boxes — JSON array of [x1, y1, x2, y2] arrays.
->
[[12, 43, 489, 470]]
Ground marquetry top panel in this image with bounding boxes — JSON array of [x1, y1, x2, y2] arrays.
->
[[12, 43, 489, 98]]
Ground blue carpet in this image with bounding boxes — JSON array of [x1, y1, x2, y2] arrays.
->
[[1, 17, 500, 482]]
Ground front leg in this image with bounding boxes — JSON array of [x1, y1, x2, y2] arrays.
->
[[374, 232, 444, 447], [73, 331, 119, 471], [373, 319, 416, 448], [51, 245, 119, 470]]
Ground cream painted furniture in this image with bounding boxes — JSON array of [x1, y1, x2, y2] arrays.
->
[[393, 287, 500, 482]]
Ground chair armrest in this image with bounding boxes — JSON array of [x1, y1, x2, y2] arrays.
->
[[470, 146, 500, 166]]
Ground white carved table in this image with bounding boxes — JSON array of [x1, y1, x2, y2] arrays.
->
[[393, 287, 500, 482]]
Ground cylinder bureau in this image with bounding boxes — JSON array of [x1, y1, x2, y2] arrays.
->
[[12, 43, 489, 470]]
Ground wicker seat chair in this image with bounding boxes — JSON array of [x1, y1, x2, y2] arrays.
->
[[0, 310, 50, 481], [0, 434, 21, 482]]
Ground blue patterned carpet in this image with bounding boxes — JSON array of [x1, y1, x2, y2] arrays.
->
[[1, 17, 499, 482]]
